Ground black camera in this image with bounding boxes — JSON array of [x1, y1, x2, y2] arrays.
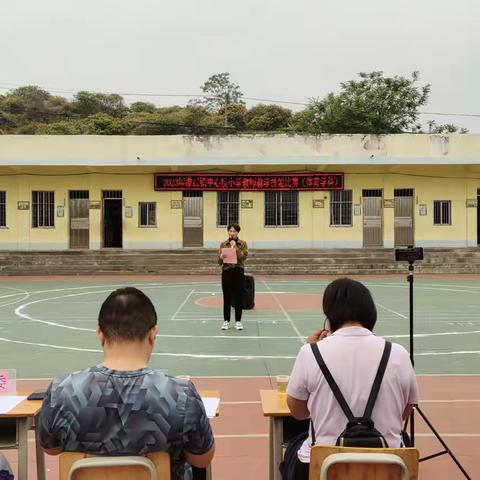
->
[[394, 246, 424, 263]]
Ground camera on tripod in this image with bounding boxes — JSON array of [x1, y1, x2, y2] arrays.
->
[[394, 246, 424, 263]]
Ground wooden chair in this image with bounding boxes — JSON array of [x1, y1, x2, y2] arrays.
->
[[309, 445, 419, 480], [59, 451, 171, 480]]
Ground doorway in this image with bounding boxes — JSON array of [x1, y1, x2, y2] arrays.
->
[[103, 190, 123, 248], [362, 189, 383, 247], [183, 191, 203, 247], [69, 190, 90, 249], [477, 189, 480, 245], [394, 189, 414, 247]]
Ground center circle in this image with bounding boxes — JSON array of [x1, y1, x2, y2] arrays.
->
[[197, 292, 323, 311]]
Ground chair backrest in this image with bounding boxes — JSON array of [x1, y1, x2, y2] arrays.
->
[[59, 452, 171, 480], [309, 445, 419, 480]]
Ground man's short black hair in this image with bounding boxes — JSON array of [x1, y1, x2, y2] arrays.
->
[[227, 223, 241, 233], [322, 278, 377, 332], [98, 287, 157, 342]]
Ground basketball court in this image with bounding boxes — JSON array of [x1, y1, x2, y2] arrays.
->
[[0, 274, 479, 479]]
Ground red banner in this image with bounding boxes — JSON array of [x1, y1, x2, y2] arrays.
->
[[154, 173, 344, 191]]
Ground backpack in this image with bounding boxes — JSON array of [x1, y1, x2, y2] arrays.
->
[[310, 340, 392, 449]]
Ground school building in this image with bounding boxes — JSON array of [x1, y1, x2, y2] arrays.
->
[[0, 134, 479, 251]]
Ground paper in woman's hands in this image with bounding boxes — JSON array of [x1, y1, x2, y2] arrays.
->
[[221, 248, 237, 264]]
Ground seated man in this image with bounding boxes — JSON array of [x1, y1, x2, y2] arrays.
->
[[38, 287, 214, 480], [286, 278, 418, 480], [0, 453, 14, 480]]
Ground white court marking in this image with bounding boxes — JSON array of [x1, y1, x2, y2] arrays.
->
[[261, 279, 304, 343], [0, 336, 478, 359], [2, 279, 480, 360], [171, 289, 195, 321]]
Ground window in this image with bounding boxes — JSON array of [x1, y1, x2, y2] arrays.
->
[[0, 191, 5, 227], [217, 191, 239, 227], [32, 191, 54, 228], [330, 190, 352, 226], [434, 200, 451, 225], [265, 191, 298, 227], [139, 202, 156, 227]]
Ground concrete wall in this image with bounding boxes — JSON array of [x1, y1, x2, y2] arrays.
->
[[0, 134, 480, 165]]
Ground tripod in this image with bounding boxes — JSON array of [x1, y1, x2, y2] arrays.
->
[[404, 260, 471, 479]]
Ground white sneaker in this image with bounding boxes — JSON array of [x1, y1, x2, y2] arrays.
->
[[221, 321, 230, 330], [235, 322, 244, 331]]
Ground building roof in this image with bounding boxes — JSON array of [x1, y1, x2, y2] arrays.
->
[[0, 134, 479, 167]]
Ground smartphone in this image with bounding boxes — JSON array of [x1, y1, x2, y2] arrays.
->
[[27, 389, 46, 401]]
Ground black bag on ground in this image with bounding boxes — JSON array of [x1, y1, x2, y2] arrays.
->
[[310, 340, 392, 448], [242, 274, 255, 310], [232, 274, 255, 310]]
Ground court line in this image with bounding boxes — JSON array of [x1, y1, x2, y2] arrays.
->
[[0, 336, 297, 359], [261, 280, 304, 343], [376, 302, 408, 319], [416, 350, 480, 356], [1, 336, 478, 359], [0, 286, 31, 308], [171, 289, 195, 321], [421, 399, 480, 403], [13, 284, 218, 332], [415, 433, 480, 438]]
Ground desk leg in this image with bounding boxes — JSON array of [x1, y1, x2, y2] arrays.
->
[[272, 417, 284, 480], [17, 418, 28, 480], [35, 435, 46, 480], [269, 418, 274, 480]]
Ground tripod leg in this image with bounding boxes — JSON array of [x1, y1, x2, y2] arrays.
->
[[415, 406, 472, 480], [410, 409, 415, 448]]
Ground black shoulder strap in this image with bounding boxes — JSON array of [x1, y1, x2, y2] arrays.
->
[[363, 341, 392, 418], [310, 342, 354, 421]]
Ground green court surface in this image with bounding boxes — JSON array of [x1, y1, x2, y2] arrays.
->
[[0, 276, 479, 378]]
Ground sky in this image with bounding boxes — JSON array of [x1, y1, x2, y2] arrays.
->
[[0, 0, 478, 131]]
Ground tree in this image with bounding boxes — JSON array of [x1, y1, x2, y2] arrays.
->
[[197, 72, 244, 113], [294, 71, 431, 134], [5, 86, 55, 122], [246, 104, 292, 131], [71, 91, 128, 117], [37, 121, 82, 135], [78, 113, 130, 135], [130, 101, 156, 113], [218, 103, 247, 129], [427, 120, 468, 134]]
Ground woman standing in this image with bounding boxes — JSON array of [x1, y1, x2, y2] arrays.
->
[[218, 223, 248, 331]]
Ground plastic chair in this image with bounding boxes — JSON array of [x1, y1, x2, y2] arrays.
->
[[309, 445, 419, 480], [59, 451, 171, 480]]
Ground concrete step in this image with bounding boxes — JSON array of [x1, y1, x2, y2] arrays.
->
[[2, 248, 480, 276]]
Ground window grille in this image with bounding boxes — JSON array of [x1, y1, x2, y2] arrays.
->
[[265, 191, 298, 227], [217, 191, 239, 227], [139, 202, 157, 227], [32, 191, 55, 228], [0, 192, 5, 227], [330, 190, 352, 226], [433, 200, 451, 225]]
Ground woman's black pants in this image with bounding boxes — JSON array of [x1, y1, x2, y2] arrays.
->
[[221, 267, 245, 322]]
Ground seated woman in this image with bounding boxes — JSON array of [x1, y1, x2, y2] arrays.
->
[[286, 278, 418, 480]]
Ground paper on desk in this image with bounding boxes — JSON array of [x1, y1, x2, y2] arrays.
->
[[202, 397, 220, 418], [221, 248, 237, 265], [0, 396, 27, 414]]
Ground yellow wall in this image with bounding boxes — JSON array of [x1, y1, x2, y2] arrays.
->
[[1, 134, 479, 250], [1, 168, 479, 250]]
